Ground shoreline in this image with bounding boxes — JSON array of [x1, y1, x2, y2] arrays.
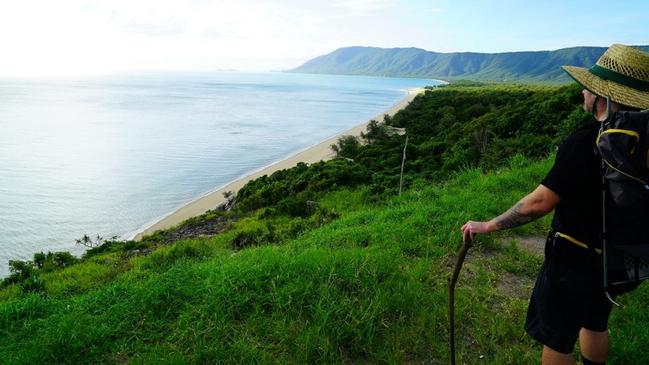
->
[[132, 87, 425, 241]]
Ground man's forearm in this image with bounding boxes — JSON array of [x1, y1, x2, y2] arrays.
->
[[462, 185, 558, 240], [492, 200, 546, 230]]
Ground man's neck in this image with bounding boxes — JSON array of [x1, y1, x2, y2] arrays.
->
[[595, 101, 620, 121]]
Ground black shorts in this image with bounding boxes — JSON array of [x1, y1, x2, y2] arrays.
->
[[524, 234, 613, 354]]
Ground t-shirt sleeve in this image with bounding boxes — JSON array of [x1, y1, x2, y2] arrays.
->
[[541, 134, 594, 199]]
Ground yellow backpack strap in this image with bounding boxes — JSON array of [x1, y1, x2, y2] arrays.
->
[[555, 232, 603, 255]]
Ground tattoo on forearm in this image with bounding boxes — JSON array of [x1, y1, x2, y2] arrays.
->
[[495, 202, 544, 230]]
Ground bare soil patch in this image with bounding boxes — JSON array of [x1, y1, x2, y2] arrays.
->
[[496, 271, 533, 299], [499, 235, 546, 257]]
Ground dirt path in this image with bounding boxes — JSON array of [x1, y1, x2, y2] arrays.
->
[[498, 235, 546, 257]]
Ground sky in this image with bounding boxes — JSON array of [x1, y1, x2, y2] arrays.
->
[[0, 0, 647, 77]]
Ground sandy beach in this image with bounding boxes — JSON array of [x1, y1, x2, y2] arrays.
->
[[133, 87, 425, 241]]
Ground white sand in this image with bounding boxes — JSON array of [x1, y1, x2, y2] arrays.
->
[[133, 88, 425, 241]]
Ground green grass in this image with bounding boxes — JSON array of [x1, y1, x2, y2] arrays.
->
[[2, 155, 648, 364]]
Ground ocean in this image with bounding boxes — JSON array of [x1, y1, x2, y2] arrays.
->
[[0, 71, 440, 276]]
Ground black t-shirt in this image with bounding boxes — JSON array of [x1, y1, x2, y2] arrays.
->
[[541, 122, 603, 248]]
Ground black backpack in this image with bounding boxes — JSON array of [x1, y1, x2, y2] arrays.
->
[[597, 109, 649, 294]]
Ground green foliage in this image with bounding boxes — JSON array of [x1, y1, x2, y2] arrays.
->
[[2, 241, 120, 295], [229, 219, 273, 250], [3, 260, 46, 295], [3, 260, 37, 287], [18, 275, 46, 294], [274, 196, 312, 218], [34, 251, 78, 272], [235, 159, 370, 214], [360, 119, 390, 144], [230, 206, 341, 251], [2, 250, 78, 293], [82, 237, 147, 259], [75, 234, 107, 248], [330, 135, 361, 158]]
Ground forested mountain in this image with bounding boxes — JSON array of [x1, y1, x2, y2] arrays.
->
[[289, 45, 649, 82]]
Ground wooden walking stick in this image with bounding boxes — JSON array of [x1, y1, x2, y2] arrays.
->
[[448, 237, 472, 365]]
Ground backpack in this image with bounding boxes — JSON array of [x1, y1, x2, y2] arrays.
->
[[597, 109, 649, 293]]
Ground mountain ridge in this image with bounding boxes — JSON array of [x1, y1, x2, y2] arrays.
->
[[288, 45, 649, 82]]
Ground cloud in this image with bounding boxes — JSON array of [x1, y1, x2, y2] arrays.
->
[[121, 19, 186, 37], [0, 0, 410, 76], [331, 0, 398, 13], [81, 1, 190, 37]]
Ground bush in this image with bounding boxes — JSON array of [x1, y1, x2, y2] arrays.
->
[[331, 135, 361, 158], [34, 251, 78, 272], [361, 119, 390, 143], [81, 236, 134, 259], [275, 196, 312, 218], [2, 260, 46, 294], [19, 275, 46, 294], [3, 260, 37, 287], [235, 160, 370, 214]]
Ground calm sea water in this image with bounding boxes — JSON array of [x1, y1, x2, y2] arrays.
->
[[0, 72, 440, 275]]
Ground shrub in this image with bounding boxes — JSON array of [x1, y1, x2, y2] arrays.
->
[[34, 251, 78, 272], [331, 135, 361, 158], [3, 260, 37, 287], [19, 275, 46, 294], [276, 196, 311, 218]]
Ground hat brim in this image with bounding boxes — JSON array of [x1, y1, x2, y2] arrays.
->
[[562, 66, 649, 110]]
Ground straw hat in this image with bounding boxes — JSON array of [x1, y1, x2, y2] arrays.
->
[[562, 44, 649, 110]]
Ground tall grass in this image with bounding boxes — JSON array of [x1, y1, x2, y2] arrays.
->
[[1, 155, 647, 364]]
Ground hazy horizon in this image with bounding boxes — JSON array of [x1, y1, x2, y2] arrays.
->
[[1, 0, 647, 78]]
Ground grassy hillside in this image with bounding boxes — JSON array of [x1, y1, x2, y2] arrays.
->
[[289, 45, 649, 83], [2, 84, 648, 364]]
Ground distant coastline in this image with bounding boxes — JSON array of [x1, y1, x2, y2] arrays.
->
[[132, 87, 426, 240]]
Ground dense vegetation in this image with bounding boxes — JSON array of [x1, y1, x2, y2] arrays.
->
[[233, 83, 590, 213], [289, 45, 649, 82], [2, 83, 648, 364]]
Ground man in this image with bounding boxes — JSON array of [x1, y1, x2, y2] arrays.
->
[[461, 44, 649, 365]]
